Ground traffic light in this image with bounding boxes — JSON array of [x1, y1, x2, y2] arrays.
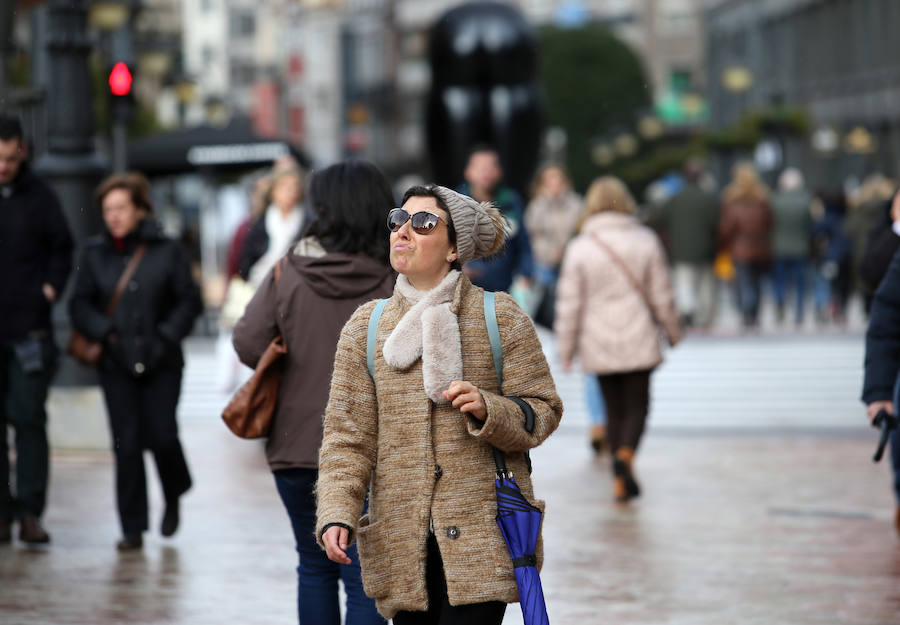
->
[[108, 62, 132, 96], [108, 61, 135, 123]]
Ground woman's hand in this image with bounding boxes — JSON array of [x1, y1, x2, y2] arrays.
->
[[444, 381, 487, 421], [322, 525, 352, 564]]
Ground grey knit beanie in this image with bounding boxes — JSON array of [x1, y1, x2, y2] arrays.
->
[[431, 185, 507, 264]]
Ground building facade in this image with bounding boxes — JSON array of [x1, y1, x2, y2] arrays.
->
[[706, 0, 900, 187]]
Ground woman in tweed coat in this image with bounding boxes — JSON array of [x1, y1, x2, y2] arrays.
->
[[316, 184, 563, 623]]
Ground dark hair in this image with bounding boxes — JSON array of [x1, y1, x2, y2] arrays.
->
[[400, 184, 461, 271], [0, 114, 24, 143], [467, 143, 499, 163], [302, 160, 392, 263], [95, 172, 154, 214]]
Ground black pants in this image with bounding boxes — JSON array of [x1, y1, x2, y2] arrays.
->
[[597, 369, 651, 454], [393, 534, 507, 625], [98, 365, 192, 535], [0, 344, 52, 518]]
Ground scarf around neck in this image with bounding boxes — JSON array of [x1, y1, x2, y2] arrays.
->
[[382, 270, 462, 403]]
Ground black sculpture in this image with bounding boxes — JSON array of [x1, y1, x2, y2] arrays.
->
[[426, 1, 544, 195]]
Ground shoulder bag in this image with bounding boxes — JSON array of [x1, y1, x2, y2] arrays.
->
[[221, 258, 286, 439], [67, 243, 148, 366]]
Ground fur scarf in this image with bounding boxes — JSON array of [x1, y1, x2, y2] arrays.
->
[[382, 270, 462, 403]]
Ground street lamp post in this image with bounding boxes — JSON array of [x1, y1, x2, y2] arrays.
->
[[34, 0, 107, 387]]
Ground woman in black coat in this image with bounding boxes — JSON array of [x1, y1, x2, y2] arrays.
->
[[69, 172, 202, 550]]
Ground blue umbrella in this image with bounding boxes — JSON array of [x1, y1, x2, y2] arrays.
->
[[495, 468, 549, 625]]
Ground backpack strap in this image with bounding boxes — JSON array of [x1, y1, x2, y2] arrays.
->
[[483, 291, 534, 477], [483, 291, 503, 389], [367, 299, 388, 381]]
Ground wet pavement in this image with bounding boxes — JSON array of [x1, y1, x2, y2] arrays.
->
[[2, 330, 900, 624]]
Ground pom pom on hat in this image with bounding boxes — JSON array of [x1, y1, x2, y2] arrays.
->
[[431, 185, 506, 264]]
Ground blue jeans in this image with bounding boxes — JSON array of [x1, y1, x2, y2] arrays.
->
[[735, 261, 767, 325], [274, 468, 385, 625], [772, 257, 807, 322], [584, 373, 606, 425]]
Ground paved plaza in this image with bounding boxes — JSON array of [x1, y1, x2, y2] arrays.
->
[[2, 327, 899, 624]]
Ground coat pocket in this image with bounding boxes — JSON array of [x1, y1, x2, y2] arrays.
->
[[356, 515, 390, 599]]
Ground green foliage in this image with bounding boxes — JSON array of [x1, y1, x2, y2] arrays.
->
[[538, 23, 652, 192], [704, 107, 810, 151]]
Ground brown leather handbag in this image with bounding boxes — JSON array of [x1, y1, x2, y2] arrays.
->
[[67, 243, 148, 366], [221, 335, 287, 438], [221, 258, 287, 439]]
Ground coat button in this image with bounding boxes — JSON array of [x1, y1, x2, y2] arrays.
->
[[446, 526, 460, 539], [128, 281, 138, 291], [134, 362, 145, 374], [434, 465, 443, 479]]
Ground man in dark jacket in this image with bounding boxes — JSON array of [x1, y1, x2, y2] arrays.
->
[[862, 247, 900, 538], [0, 114, 74, 544], [655, 160, 720, 328], [457, 145, 533, 293]]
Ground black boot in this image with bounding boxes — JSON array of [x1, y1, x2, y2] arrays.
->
[[161, 499, 180, 537], [19, 516, 50, 544], [117, 534, 143, 551], [0, 516, 11, 543]]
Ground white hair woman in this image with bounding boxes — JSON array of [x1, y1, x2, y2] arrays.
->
[[316, 184, 563, 624]]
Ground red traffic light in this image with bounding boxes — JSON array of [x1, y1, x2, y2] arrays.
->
[[109, 62, 133, 96]]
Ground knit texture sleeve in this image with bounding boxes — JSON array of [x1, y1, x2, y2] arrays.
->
[[315, 300, 380, 547], [467, 292, 563, 451]]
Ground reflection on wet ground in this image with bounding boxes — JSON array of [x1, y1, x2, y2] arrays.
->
[[2, 420, 900, 624]]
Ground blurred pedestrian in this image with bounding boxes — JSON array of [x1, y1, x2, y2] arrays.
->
[[555, 176, 681, 502], [233, 161, 394, 625], [68, 172, 202, 550], [655, 158, 720, 328], [846, 174, 895, 312], [718, 164, 773, 328], [317, 184, 562, 623], [457, 145, 533, 293], [770, 168, 813, 326], [217, 173, 270, 394], [811, 189, 852, 325], [238, 165, 305, 288], [0, 114, 74, 545], [861, 248, 900, 538], [524, 163, 582, 328], [857, 186, 900, 313]]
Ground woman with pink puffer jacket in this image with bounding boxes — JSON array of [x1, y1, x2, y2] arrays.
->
[[555, 176, 681, 503]]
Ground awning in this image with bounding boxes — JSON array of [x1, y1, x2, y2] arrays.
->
[[127, 117, 310, 176]]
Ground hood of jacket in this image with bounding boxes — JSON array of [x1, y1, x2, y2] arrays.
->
[[288, 248, 394, 299]]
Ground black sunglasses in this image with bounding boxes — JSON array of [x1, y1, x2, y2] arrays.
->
[[387, 208, 447, 235]]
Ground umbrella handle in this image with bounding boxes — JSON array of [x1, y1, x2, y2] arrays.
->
[[873, 409, 892, 463]]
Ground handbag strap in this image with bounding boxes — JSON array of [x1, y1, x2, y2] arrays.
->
[[590, 234, 657, 323], [106, 243, 148, 317]]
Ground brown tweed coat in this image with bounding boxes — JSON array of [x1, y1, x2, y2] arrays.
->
[[315, 275, 563, 618]]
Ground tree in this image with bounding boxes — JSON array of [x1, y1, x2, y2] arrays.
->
[[538, 23, 651, 192]]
